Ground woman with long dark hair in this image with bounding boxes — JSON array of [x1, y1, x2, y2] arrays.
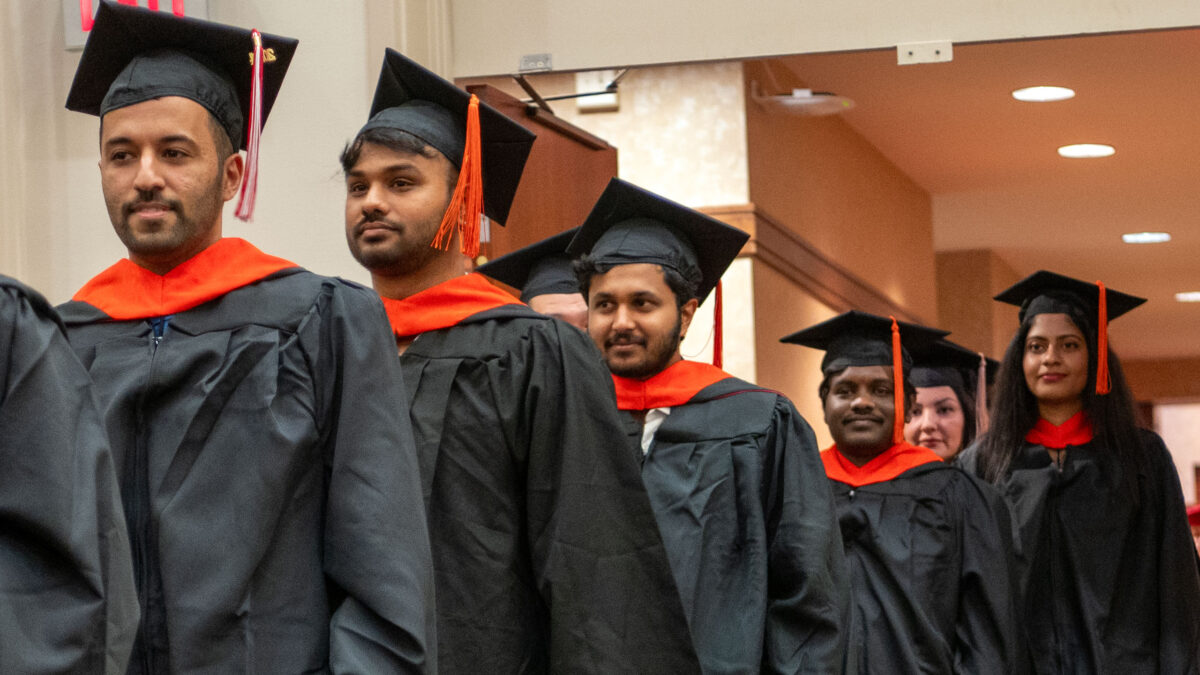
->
[[960, 270, 1200, 673]]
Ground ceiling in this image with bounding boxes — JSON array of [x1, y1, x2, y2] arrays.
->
[[774, 28, 1200, 360]]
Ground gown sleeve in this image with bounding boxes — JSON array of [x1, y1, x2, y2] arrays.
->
[[951, 472, 1025, 675], [0, 277, 139, 675], [1144, 431, 1200, 671], [319, 283, 437, 674], [497, 320, 701, 673], [761, 398, 850, 674]]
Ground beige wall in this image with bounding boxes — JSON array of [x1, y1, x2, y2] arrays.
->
[[449, 0, 1200, 76], [744, 60, 938, 325], [681, 257, 756, 384], [1155, 403, 1200, 506], [752, 261, 838, 448], [462, 61, 749, 208]]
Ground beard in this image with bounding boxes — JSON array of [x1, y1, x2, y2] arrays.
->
[[346, 212, 443, 276], [108, 168, 224, 260], [605, 312, 683, 379]]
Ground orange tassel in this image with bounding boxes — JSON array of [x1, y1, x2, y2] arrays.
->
[[889, 316, 904, 445], [712, 281, 723, 369], [1096, 281, 1110, 395], [432, 94, 484, 259]]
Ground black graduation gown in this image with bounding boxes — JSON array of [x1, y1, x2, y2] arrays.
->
[[399, 304, 701, 674], [828, 459, 1022, 674], [960, 432, 1200, 674], [631, 376, 849, 674], [0, 276, 138, 674], [58, 269, 435, 674]]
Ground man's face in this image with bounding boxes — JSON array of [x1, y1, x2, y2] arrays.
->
[[344, 142, 454, 275], [99, 96, 239, 269], [823, 365, 904, 455], [528, 292, 589, 331], [586, 263, 697, 379]]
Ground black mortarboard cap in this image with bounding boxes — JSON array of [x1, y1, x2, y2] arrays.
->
[[910, 339, 993, 391], [477, 228, 580, 302], [566, 178, 749, 304], [779, 310, 948, 375], [358, 49, 536, 226], [994, 270, 1145, 325], [65, 0, 297, 152]]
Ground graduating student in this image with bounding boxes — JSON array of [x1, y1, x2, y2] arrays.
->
[[959, 271, 1200, 673], [476, 227, 587, 330], [0, 276, 138, 674], [57, 3, 435, 672], [570, 178, 848, 674], [340, 50, 699, 673], [783, 311, 1022, 674], [905, 338, 995, 461]]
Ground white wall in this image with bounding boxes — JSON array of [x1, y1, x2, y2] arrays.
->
[[451, 0, 1200, 76]]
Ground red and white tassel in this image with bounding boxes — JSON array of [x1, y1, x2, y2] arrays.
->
[[235, 29, 265, 222]]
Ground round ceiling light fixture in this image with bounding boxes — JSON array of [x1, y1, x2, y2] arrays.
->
[[1012, 86, 1075, 102], [750, 81, 855, 116], [1121, 232, 1171, 244], [1058, 143, 1115, 158]]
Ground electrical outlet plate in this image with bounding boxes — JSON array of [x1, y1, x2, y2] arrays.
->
[[897, 40, 953, 65]]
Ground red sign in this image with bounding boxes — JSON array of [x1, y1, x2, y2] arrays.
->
[[79, 0, 187, 32]]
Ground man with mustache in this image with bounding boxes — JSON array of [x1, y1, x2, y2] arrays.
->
[[56, 3, 435, 672], [783, 311, 1023, 673], [340, 50, 699, 673], [570, 178, 849, 674]]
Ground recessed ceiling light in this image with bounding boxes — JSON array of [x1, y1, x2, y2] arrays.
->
[[1175, 292, 1200, 303], [1012, 86, 1075, 102], [1058, 143, 1115, 158], [1122, 232, 1171, 244]]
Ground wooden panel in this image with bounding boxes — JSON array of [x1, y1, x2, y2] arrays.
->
[[699, 203, 924, 323], [466, 84, 618, 262], [1123, 357, 1200, 402]]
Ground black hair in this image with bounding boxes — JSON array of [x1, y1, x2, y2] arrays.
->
[[955, 387, 979, 449], [572, 255, 699, 310], [974, 303, 1143, 502], [207, 113, 235, 161], [339, 127, 460, 189]]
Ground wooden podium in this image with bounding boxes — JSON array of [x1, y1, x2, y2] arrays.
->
[[466, 84, 618, 262]]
